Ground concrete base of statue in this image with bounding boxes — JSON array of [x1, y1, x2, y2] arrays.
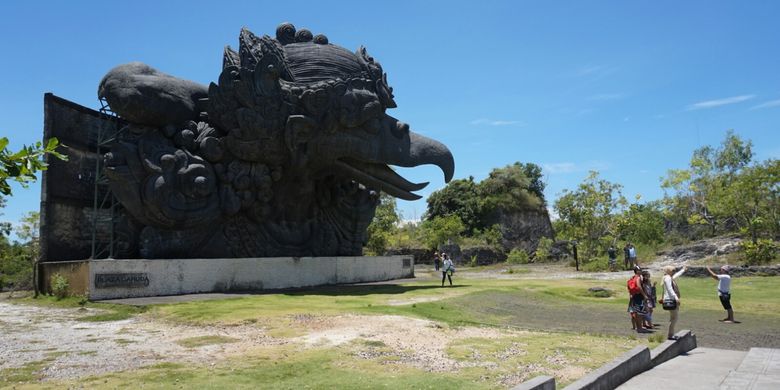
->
[[39, 256, 414, 300]]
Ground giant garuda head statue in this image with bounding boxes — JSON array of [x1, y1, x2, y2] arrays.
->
[[97, 23, 454, 258]]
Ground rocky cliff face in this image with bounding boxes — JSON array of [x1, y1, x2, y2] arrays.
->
[[485, 207, 555, 253]]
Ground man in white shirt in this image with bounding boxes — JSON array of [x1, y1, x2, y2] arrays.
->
[[707, 265, 737, 323]]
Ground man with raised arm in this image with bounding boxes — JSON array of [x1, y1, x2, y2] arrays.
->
[[707, 265, 738, 323]]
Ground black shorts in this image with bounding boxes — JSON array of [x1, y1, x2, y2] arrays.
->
[[719, 293, 732, 310]]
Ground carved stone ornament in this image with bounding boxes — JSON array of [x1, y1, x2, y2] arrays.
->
[[97, 23, 454, 258]]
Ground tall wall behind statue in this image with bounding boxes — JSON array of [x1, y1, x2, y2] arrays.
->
[[40, 94, 131, 261]]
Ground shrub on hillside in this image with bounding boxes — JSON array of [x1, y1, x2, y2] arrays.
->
[[742, 239, 778, 265], [506, 248, 530, 264], [534, 237, 554, 262]]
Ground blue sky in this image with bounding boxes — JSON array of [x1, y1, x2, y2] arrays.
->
[[1, 1, 779, 231]]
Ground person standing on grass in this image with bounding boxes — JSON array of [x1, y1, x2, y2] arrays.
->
[[608, 245, 617, 272], [627, 266, 651, 333], [623, 243, 631, 270], [642, 270, 656, 329], [629, 244, 638, 268], [441, 253, 454, 287], [707, 265, 738, 323], [433, 251, 441, 271], [662, 265, 687, 340]]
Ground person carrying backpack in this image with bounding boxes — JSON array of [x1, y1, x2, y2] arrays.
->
[[627, 266, 650, 333]]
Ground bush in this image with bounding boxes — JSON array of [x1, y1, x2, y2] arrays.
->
[[506, 248, 530, 264], [742, 239, 778, 265], [50, 273, 69, 299], [0, 244, 34, 291], [534, 237, 554, 262], [580, 258, 610, 272]]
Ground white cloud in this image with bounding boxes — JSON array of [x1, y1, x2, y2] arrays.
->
[[750, 99, 780, 110], [685, 95, 755, 111], [542, 161, 609, 175], [470, 118, 525, 127]]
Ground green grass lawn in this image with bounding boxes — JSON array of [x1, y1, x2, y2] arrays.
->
[[5, 272, 779, 389]]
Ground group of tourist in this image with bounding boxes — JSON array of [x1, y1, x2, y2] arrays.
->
[[608, 242, 639, 272], [433, 251, 455, 286], [627, 263, 737, 340]]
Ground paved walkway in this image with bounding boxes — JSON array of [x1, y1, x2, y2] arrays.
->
[[618, 348, 746, 389], [720, 348, 780, 390]]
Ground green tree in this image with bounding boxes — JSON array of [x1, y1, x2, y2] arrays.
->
[[553, 171, 627, 260], [0, 211, 39, 292], [479, 162, 545, 212], [419, 215, 465, 250], [0, 137, 66, 196], [615, 200, 665, 245], [365, 193, 400, 255], [424, 162, 546, 236], [712, 159, 779, 243], [0, 197, 10, 237], [661, 130, 760, 238], [424, 176, 484, 233], [715, 130, 753, 173]]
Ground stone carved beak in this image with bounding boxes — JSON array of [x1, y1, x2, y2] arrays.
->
[[332, 114, 455, 200]]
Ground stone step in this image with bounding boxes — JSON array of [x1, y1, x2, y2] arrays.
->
[[720, 347, 780, 389]]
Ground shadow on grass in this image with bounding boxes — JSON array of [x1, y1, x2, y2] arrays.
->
[[280, 284, 472, 297]]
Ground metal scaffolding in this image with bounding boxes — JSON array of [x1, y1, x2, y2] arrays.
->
[[89, 98, 124, 259]]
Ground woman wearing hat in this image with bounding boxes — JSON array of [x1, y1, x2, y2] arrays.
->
[[707, 265, 737, 323]]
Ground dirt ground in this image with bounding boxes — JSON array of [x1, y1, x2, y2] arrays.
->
[[0, 301, 542, 383]]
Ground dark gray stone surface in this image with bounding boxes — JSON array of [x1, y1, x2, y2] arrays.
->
[[99, 62, 208, 127], [42, 23, 454, 260], [650, 330, 697, 367], [41, 94, 127, 261], [512, 375, 555, 390], [486, 208, 555, 253], [563, 346, 651, 390]]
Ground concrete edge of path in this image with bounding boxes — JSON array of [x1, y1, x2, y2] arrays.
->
[[511, 375, 555, 390], [562, 345, 650, 390], [651, 329, 697, 367], [513, 329, 697, 390]]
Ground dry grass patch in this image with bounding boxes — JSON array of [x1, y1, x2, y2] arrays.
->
[[175, 335, 240, 348]]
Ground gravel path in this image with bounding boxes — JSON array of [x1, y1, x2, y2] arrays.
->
[[0, 302, 282, 380]]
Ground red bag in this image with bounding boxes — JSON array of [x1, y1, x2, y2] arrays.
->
[[627, 275, 641, 295]]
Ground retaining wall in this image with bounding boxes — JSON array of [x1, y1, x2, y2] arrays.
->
[[40, 256, 414, 300]]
